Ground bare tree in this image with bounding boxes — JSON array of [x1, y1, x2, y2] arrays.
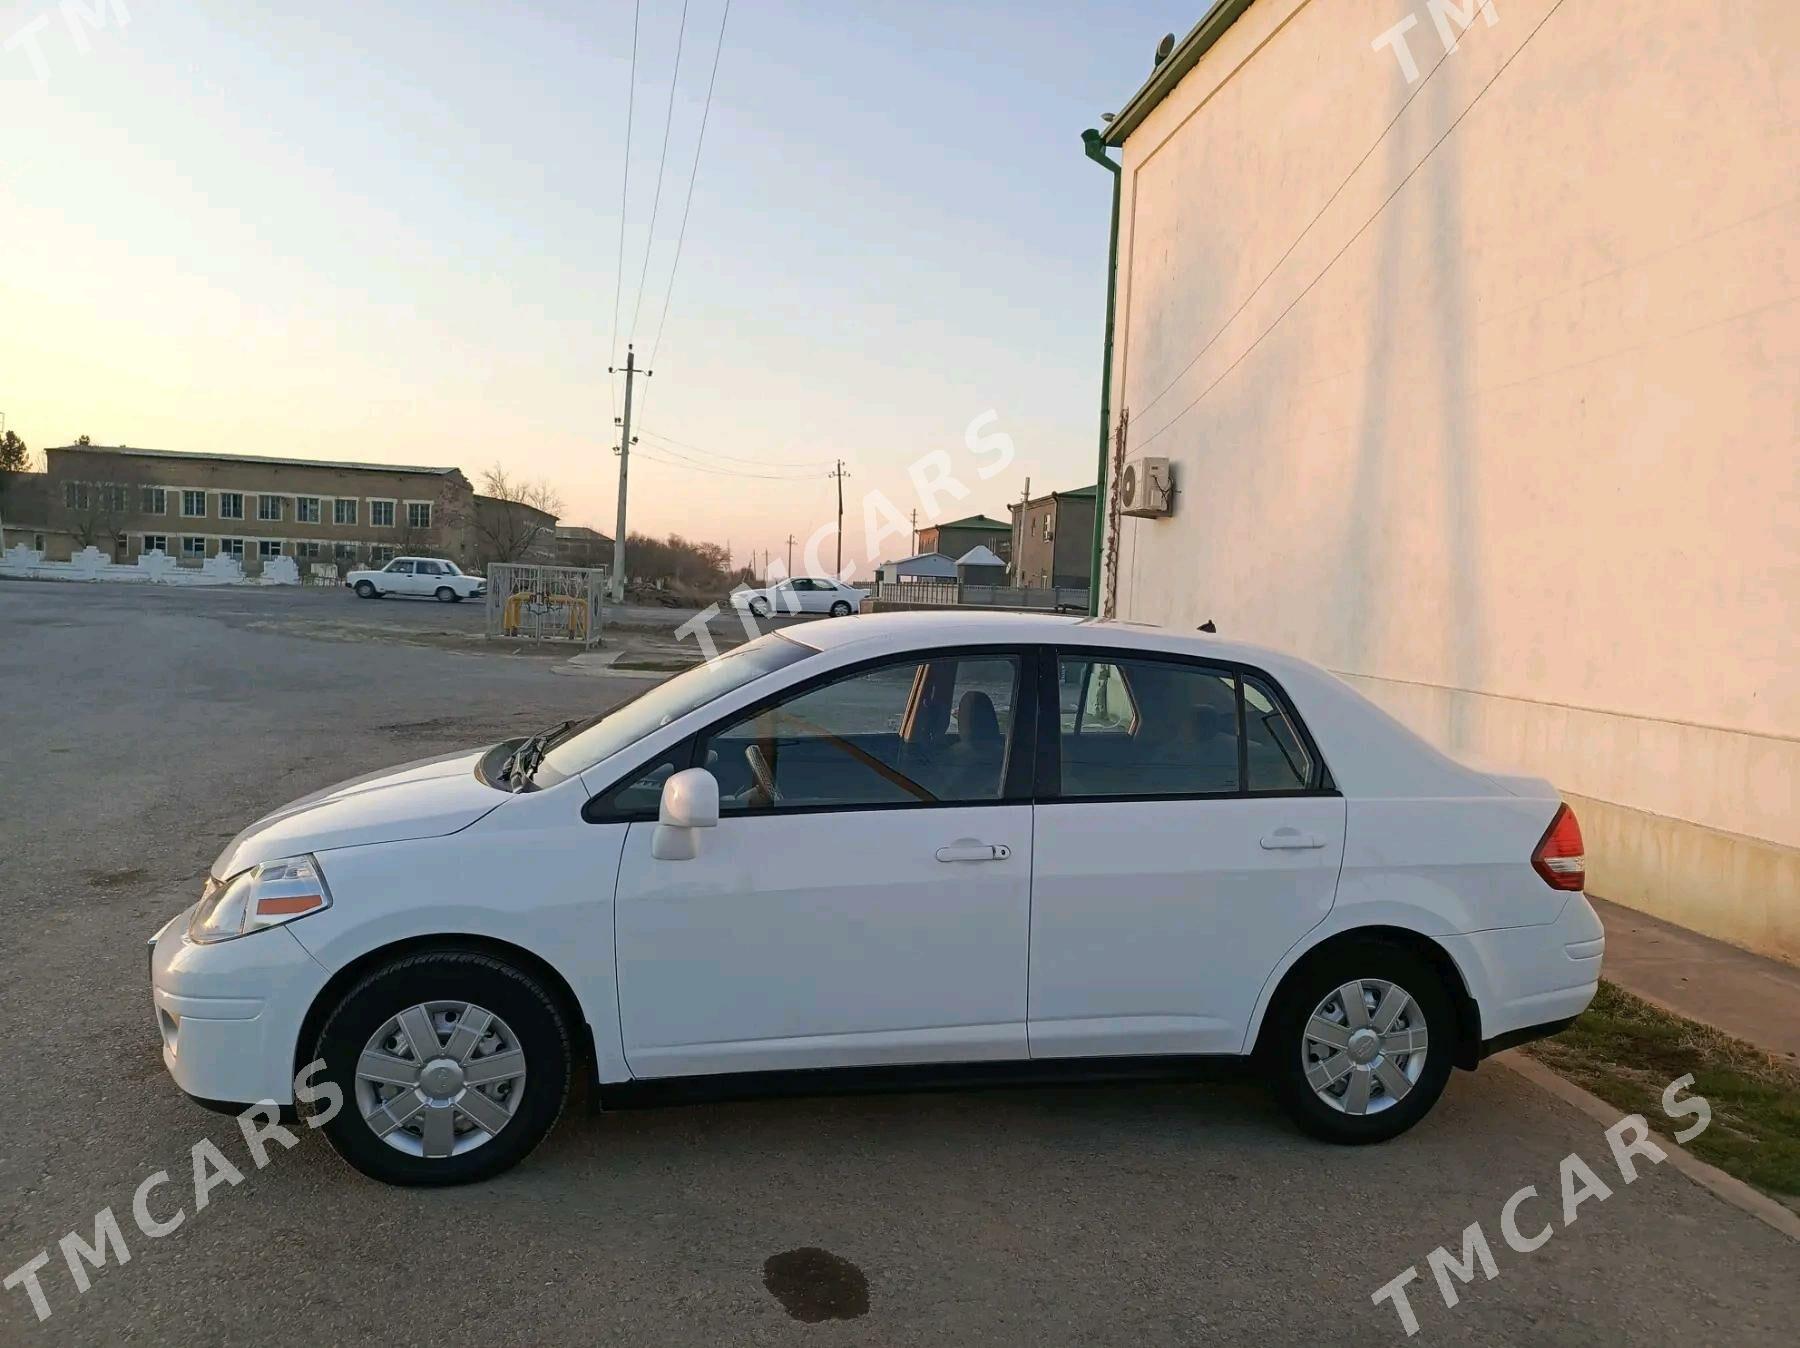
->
[[474, 464, 562, 565], [62, 476, 140, 549]]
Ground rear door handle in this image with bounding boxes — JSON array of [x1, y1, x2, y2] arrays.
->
[[936, 840, 1010, 863], [1260, 828, 1326, 850]]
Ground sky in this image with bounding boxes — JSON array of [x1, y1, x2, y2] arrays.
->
[[0, 0, 1202, 576]]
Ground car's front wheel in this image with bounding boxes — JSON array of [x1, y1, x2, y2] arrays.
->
[[750, 598, 771, 619], [1265, 939, 1454, 1144], [829, 600, 853, 617], [311, 950, 572, 1185], [354, 580, 377, 599], [435, 586, 456, 603]]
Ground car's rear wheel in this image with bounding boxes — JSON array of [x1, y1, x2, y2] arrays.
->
[[312, 950, 572, 1185], [354, 580, 377, 599], [829, 600, 853, 617], [1266, 940, 1454, 1144], [435, 586, 455, 602]]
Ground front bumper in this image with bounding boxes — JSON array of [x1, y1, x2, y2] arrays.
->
[[148, 907, 331, 1107]]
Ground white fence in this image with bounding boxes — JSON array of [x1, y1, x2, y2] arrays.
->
[[485, 562, 606, 646], [872, 580, 1090, 613], [0, 545, 299, 586]]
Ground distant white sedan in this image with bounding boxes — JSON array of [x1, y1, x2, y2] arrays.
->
[[147, 611, 1600, 1185], [730, 575, 867, 618], [346, 556, 486, 602]]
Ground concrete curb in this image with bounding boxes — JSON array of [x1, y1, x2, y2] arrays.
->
[[1497, 1050, 1800, 1242]]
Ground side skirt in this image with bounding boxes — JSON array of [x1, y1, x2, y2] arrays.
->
[[597, 1053, 1255, 1111]]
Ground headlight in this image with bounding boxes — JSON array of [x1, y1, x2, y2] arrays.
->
[[188, 855, 333, 944]]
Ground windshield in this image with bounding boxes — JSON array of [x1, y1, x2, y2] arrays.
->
[[532, 633, 817, 787]]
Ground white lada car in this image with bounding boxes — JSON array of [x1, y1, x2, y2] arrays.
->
[[147, 612, 1602, 1185]]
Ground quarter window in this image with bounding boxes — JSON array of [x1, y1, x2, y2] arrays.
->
[[701, 654, 1021, 812], [1243, 674, 1313, 791]]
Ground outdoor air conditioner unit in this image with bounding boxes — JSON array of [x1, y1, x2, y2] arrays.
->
[[1118, 455, 1173, 517]]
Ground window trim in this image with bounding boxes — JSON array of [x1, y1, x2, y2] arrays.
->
[[1035, 645, 1336, 804], [181, 490, 207, 518], [581, 643, 1040, 822]]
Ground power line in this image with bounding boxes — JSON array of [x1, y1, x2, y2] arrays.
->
[[638, 425, 827, 469], [631, 444, 820, 481], [627, 0, 691, 345], [643, 0, 732, 374], [607, 0, 643, 422]]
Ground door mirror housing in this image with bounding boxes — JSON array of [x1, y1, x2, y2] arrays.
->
[[653, 768, 720, 860]]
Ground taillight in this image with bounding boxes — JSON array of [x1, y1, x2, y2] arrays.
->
[[1532, 803, 1586, 891]]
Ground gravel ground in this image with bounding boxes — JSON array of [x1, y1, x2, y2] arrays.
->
[[1, 579, 1795, 1346]]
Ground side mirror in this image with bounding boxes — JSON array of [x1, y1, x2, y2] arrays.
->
[[652, 768, 720, 860]]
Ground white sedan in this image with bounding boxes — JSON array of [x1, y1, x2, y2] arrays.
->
[[147, 612, 1601, 1185], [729, 575, 867, 618], [346, 556, 486, 602]]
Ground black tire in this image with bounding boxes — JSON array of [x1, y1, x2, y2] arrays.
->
[[354, 580, 377, 599], [435, 586, 455, 602], [1265, 939, 1455, 1145], [311, 950, 573, 1186], [750, 598, 771, 619], [829, 600, 853, 617]]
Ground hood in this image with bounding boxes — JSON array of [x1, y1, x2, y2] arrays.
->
[[211, 747, 506, 878]]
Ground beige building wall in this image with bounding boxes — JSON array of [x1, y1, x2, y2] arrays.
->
[[1103, 0, 1799, 958]]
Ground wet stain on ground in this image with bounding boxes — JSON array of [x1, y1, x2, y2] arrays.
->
[[84, 866, 149, 890], [761, 1247, 869, 1323]]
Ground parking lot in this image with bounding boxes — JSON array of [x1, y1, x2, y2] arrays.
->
[[2, 579, 1796, 1346]]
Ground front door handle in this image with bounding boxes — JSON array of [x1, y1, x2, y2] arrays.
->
[[936, 839, 1010, 863], [1260, 828, 1326, 850]]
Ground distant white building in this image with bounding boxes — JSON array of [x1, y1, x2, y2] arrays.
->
[[1089, 1, 1797, 959]]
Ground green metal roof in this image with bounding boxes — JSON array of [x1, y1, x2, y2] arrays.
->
[[1100, 0, 1256, 148], [933, 514, 1013, 531]]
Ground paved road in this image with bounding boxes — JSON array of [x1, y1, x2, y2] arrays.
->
[[1, 579, 1794, 1345]]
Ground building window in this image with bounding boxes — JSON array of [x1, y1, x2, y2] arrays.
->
[[296, 541, 322, 560], [219, 492, 244, 520], [142, 535, 168, 554], [296, 497, 321, 523], [182, 536, 207, 557], [369, 544, 395, 562], [63, 481, 90, 509], [142, 487, 166, 514], [182, 490, 206, 517], [407, 501, 432, 529], [333, 498, 357, 525], [334, 542, 358, 561], [34, 533, 45, 551], [219, 537, 245, 558], [103, 484, 129, 512], [258, 539, 282, 558], [370, 500, 395, 528], [257, 494, 283, 522]]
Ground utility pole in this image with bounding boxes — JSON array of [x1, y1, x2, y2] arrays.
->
[[1014, 477, 1031, 584], [829, 459, 850, 574], [908, 508, 917, 556], [785, 532, 796, 577], [608, 345, 648, 603]]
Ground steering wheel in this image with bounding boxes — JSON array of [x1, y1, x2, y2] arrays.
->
[[744, 744, 783, 805]]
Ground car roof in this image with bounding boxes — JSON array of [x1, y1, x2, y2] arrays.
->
[[784, 609, 1294, 668]]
